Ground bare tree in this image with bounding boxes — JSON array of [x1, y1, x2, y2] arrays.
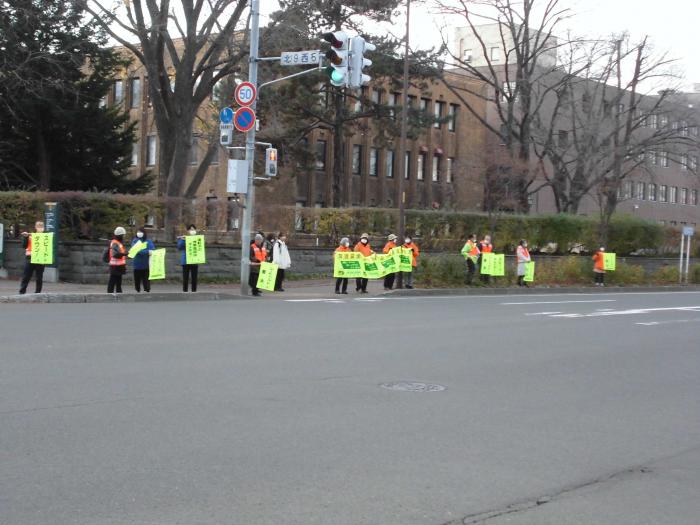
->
[[86, 0, 250, 236], [435, 0, 574, 211]]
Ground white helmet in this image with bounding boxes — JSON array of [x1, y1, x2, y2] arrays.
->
[[114, 226, 126, 236]]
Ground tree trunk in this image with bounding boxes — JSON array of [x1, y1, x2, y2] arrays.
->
[[162, 119, 194, 239], [36, 130, 51, 191]]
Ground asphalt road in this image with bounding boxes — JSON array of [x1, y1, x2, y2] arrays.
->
[[2, 291, 700, 525]]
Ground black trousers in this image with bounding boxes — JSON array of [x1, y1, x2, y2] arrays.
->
[[275, 268, 285, 291], [19, 258, 44, 294], [182, 264, 198, 292], [466, 259, 476, 284], [134, 269, 150, 292], [107, 274, 123, 293], [355, 277, 368, 292], [249, 270, 260, 295], [383, 273, 395, 290], [335, 278, 348, 293], [595, 272, 605, 284]]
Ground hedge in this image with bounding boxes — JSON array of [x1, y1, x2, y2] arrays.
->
[[0, 192, 690, 256]]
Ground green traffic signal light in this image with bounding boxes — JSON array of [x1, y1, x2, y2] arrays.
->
[[325, 66, 346, 86]]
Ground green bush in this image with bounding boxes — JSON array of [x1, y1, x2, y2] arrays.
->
[[691, 264, 700, 284], [607, 262, 646, 285], [649, 265, 680, 284]]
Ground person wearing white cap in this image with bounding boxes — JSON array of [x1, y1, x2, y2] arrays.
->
[[382, 234, 398, 290], [107, 226, 128, 293], [354, 233, 373, 293], [592, 246, 606, 286]]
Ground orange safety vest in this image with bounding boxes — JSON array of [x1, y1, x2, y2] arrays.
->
[[25, 236, 32, 256], [110, 240, 126, 266], [480, 242, 493, 253], [593, 251, 605, 271], [354, 242, 373, 257], [402, 242, 420, 267], [382, 241, 396, 254], [335, 245, 351, 253], [516, 246, 530, 262], [252, 244, 267, 262]]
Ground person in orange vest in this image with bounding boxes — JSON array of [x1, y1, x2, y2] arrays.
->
[[108, 226, 128, 294], [334, 237, 351, 294], [592, 246, 606, 286], [402, 235, 420, 289], [479, 234, 493, 284], [516, 239, 531, 287], [354, 232, 373, 293], [249, 233, 267, 296], [382, 233, 398, 290], [18, 220, 46, 295], [460, 233, 480, 285]]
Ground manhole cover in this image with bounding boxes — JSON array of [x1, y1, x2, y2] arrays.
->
[[380, 381, 446, 392]]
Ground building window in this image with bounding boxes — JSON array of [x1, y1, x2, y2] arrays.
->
[[446, 157, 454, 183], [352, 144, 362, 175], [623, 181, 632, 199], [404, 151, 411, 180], [420, 98, 429, 112], [417, 152, 426, 181], [131, 143, 138, 166], [690, 189, 698, 206], [691, 156, 698, 171], [490, 47, 501, 61], [315, 140, 326, 170], [680, 187, 688, 204], [114, 79, 124, 104], [432, 155, 440, 182], [448, 104, 457, 132], [369, 148, 379, 177], [388, 93, 399, 119], [189, 136, 198, 165], [129, 77, 141, 109], [647, 183, 656, 201], [659, 184, 667, 202], [433, 101, 444, 128], [463, 48, 473, 62], [691, 126, 699, 137], [649, 114, 658, 129], [371, 89, 381, 105], [660, 114, 668, 127], [385, 150, 394, 178], [294, 202, 304, 232], [681, 121, 689, 137], [146, 135, 157, 166], [636, 182, 646, 200], [681, 153, 689, 170], [670, 186, 678, 203], [558, 130, 569, 148], [647, 150, 657, 165], [660, 150, 668, 167]]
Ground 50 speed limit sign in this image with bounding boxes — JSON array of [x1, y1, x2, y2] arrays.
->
[[235, 82, 256, 107]]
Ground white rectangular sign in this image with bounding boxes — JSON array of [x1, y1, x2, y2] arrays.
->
[[281, 50, 321, 66], [227, 159, 249, 194], [682, 226, 695, 237]]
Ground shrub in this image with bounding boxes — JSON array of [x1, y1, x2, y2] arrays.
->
[[691, 264, 700, 284], [606, 262, 646, 285], [649, 265, 680, 284]]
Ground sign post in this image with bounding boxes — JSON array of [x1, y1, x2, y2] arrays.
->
[[680, 227, 694, 284], [43, 202, 59, 283], [0, 222, 6, 279]]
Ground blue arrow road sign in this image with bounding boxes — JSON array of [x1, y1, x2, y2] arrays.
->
[[219, 107, 234, 124]]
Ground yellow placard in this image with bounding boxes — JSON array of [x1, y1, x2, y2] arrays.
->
[[603, 253, 616, 271], [149, 249, 166, 280], [333, 252, 364, 278], [128, 241, 147, 258], [185, 235, 206, 264], [491, 254, 505, 277], [480, 252, 494, 275], [30, 233, 54, 265], [256, 261, 279, 291], [398, 247, 413, 273], [524, 261, 535, 282]]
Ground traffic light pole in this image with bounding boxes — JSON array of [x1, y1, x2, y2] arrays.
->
[[240, 0, 260, 296], [396, 0, 410, 289]]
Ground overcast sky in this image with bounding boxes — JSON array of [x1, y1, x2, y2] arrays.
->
[[260, 0, 699, 91]]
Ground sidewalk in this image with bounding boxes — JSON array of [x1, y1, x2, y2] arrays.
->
[[1, 276, 698, 303]]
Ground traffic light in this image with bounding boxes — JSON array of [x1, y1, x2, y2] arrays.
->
[[349, 36, 376, 89], [265, 147, 278, 177], [322, 31, 349, 87]]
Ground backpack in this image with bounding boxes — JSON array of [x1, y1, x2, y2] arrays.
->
[[102, 241, 111, 263]]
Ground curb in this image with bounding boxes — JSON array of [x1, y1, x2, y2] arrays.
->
[[0, 292, 248, 304], [384, 285, 700, 297]]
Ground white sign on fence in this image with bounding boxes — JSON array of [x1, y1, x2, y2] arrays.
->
[[227, 159, 249, 194]]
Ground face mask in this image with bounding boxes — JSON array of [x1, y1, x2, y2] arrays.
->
[[523, 243, 528, 248], [343, 242, 349, 247], [137, 232, 144, 238], [189, 230, 196, 235], [361, 239, 368, 244], [36, 228, 45, 233]]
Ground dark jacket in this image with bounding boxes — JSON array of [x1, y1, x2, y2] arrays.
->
[[130, 237, 156, 270]]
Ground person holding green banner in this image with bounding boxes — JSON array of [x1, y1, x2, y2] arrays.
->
[[354, 233, 373, 293], [401, 236, 419, 289], [382, 234, 398, 290], [592, 246, 606, 287], [461, 234, 480, 285], [18, 220, 46, 295], [130, 228, 156, 293], [334, 237, 352, 294], [516, 239, 531, 287], [177, 224, 200, 292]]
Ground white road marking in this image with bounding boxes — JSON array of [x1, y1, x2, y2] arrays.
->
[[524, 311, 563, 316], [636, 319, 700, 326], [502, 300, 617, 305], [354, 298, 387, 302], [285, 299, 345, 303], [546, 306, 700, 320]]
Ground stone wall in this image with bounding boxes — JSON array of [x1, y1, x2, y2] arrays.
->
[[0, 239, 696, 284]]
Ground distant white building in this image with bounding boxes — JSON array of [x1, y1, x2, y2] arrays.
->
[[450, 23, 558, 69]]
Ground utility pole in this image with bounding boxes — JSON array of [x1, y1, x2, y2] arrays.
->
[[396, 0, 411, 288], [240, 0, 260, 295]]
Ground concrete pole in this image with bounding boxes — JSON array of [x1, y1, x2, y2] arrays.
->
[[684, 236, 691, 283], [396, 0, 410, 289], [679, 232, 685, 284], [240, 0, 260, 295]]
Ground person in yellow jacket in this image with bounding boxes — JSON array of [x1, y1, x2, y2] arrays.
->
[[461, 233, 480, 285], [382, 234, 398, 290]]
